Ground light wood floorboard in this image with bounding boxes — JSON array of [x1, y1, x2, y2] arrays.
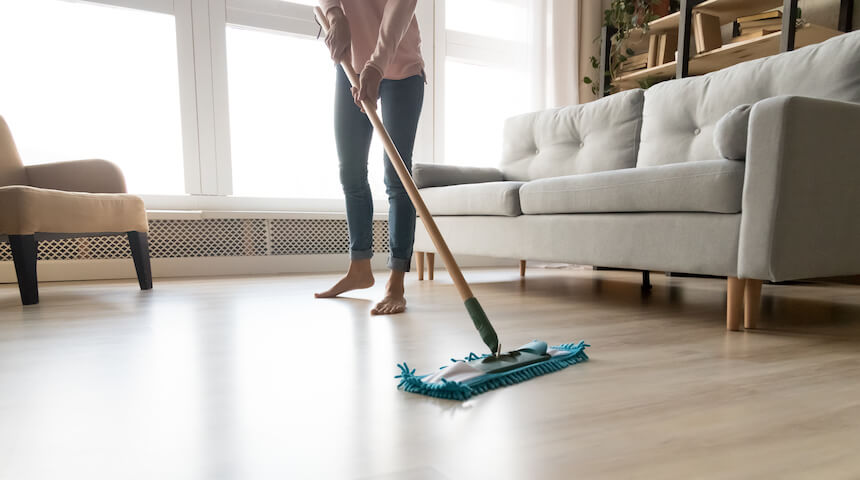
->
[[1, 268, 859, 479]]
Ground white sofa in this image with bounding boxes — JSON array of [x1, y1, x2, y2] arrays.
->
[[413, 31, 860, 331]]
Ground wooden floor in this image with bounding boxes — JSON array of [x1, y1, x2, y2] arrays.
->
[[1, 267, 860, 479]]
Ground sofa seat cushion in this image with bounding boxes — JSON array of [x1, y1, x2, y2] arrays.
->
[[0, 185, 148, 235], [519, 160, 744, 214], [420, 181, 525, 216]]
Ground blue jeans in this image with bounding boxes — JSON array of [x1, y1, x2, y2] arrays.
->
[[334, 66, 424, 272]]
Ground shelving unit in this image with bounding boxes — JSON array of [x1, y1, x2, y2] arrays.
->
[[613, 24, 842, 89], [598, 0, 854, 97]]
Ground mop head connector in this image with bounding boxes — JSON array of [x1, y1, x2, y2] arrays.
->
[[396, 340, 588, 400]]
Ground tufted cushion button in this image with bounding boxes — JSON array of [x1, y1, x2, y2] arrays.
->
[[535, 148, 540, 155], [694, 128, 701, 135], [580, 142, 585, 148]]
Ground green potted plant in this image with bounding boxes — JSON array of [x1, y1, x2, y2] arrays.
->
[[584, 0, 679, 96]]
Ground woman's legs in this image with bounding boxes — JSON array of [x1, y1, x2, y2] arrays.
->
[[316, 69, 424, 315], [370, 74, 424, 315], [315, 66, 375, 298]]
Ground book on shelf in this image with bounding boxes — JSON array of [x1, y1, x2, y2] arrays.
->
[[730, 27, 781, 43], [737, 10, 781, 24], [694, 12, 723, 54], [621, 53, 649, 72], [656, 31, 678, 66], [647, 35, 659, 68], [740, 18, 783, 30]]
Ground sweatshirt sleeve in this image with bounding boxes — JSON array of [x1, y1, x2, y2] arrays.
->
[[318, 0, 341, 15], [366, 0, 418, 75]]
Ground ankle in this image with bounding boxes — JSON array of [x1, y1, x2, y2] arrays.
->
[[386, 271, 405, 293], [347, 259, 373, 276]]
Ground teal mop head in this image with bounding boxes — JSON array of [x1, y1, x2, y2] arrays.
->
[[396, 340, 589, 401]]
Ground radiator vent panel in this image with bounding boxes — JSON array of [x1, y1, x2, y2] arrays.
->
[[0, 218, 390, 261]]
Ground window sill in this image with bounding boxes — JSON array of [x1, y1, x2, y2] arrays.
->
[[140, 194, 390, 217]]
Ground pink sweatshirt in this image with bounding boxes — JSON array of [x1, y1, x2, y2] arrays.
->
[[319, 0, 424, 80]]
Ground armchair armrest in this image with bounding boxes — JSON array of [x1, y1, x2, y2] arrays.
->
[[412, 163, 504, 189], [25, 159, 127, 194], [738, 96, 860, 281]]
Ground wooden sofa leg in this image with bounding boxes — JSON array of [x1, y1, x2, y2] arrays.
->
[[745, 279, 763, 329], [9, 235, 39, 305], [416, 251, 425, 280], [427, 253, 435, 280], [727, 277, 746, 331], [520, 260, 526, 277], [127, 231, 153, 290]]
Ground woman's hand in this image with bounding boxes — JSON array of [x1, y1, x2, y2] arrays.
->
[[351, 65, 383, 113], [324, 7, 351, 63]]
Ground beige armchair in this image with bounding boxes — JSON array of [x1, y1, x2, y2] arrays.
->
[[0, 115, 151, 305]]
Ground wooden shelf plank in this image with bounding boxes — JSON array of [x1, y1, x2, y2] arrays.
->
[[689, 24, 842, 74], [614, 24, 842, 89], [615, 62, 677, 89], [645, 11, 680, 34]]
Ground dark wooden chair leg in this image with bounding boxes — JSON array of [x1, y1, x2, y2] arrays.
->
[[9, 235, 39, 305], [127, 231, 153, 290]]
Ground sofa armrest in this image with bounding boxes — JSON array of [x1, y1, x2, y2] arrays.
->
[[25, 159, 127, 194], [738, 96, 860, 281], [412, 163, 504, 189]]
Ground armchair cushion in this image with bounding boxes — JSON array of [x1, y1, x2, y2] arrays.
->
[[0, 116, 27, 187], [0, 186, 147, 235], [413, 163, 505, 189], [25, 159, 127, 193]]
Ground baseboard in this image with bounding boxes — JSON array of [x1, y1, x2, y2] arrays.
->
[[0, 254, 512, 283]]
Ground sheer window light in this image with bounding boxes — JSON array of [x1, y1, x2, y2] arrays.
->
[[0, 0, 185, 195], [446, 0, 529, 42], [226, 26, 386, 200]]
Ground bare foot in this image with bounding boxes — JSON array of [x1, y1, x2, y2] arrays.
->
[[371, 270, 407, 315], [315, 260, 375, 298]]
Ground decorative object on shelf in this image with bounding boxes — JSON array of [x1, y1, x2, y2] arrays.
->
[[584, 0, 679, 96]]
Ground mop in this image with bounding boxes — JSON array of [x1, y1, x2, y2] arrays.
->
[[314, 8, 588, 400]]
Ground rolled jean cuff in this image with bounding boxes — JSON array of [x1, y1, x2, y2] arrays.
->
[[388, 255, 411, 272], [350, 249, 374, 261]]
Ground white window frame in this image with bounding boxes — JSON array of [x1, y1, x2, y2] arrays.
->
[[29, 0, 435, 212], [434, 0, 539, 165]]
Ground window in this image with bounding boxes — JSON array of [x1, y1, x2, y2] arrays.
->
[[0, 0, 428, 208], [225, 26, 386, 199], [443, 60, 531, 168], [0, 0, 185, 195], [445, 0, 529, 42], [441, 0, 534, 167]]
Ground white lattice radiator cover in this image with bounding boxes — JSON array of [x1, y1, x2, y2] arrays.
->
[[0, 218, 390, 262]]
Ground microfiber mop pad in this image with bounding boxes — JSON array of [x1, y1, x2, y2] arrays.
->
[[396, 340, 589, 401]]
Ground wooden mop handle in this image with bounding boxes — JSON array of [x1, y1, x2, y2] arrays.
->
[[314, 7, 474, 303]]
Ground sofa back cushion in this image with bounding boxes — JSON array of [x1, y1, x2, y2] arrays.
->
[[500, 89, 645, 181], [637, 30, 860, 167], [0, 116, 28, 187]]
